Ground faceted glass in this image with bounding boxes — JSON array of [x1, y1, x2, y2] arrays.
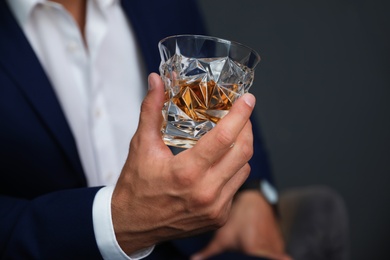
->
[[159, 35, 260, 148]]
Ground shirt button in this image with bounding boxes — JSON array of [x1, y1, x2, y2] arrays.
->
[[94, 107, 102, 118], [67, 41, 79, 52]]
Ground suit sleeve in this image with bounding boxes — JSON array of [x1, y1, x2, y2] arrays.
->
[[247, 115, 274, 184], [241, 116, 279, 206], [1, 187, 103, 260]]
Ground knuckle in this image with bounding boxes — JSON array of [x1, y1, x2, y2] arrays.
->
[[240, 163, 251, 179], [244, 163, 251, 175], [140, 96, 153, 114], [193, 190, 217, 207], [174, 173, 195, 188], [129, 135, 140, 152], [215, 128, 234, 147], [242, 142, 254, 161], [207, 207, 228, 227], [170, 164, 196, 188]]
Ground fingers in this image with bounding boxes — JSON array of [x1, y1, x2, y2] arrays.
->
[[190, 93, 256, 169], [219, 162, 251, 203], [190, 239, 225, 260], [192, 247, 292, 260], [191, 240, 293, 260], [209, 119, 253, 187], [135, 73, 166, 144]]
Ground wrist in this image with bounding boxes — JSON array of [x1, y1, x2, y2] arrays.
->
[[238, 179, 279, 217]]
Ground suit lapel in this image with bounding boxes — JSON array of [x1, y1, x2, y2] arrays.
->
[[0, 1, 85, 181], [121, 0, 163, 74], [0, 0, 206, 183], [120, 0, 207, 74]]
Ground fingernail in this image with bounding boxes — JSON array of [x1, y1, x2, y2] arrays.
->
[[242, 93, 255, 108]]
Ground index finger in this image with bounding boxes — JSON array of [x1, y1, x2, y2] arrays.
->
[[190, 93, 256, 168]]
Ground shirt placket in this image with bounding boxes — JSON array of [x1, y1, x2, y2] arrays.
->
[[87, 1, 120, 186]]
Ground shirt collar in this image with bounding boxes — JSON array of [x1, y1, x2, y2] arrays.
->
[[6, 0, 43, 26], [6, 0, 119, 26], [99, 0, 118, 8]]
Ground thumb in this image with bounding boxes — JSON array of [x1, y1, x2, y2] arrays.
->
[[136, 73, 165, 142], [191, 240, 225, 260]]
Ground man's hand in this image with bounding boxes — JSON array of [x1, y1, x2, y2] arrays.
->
[[111, 73, 256, 254], [191, 190, 292, 260]]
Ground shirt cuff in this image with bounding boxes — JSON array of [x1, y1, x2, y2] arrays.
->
[[92, 185, 155, 260]]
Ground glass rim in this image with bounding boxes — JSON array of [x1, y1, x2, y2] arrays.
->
[[158, 34, 261, 62]]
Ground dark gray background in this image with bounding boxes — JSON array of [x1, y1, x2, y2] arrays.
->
[[198, 0, 390, 259]]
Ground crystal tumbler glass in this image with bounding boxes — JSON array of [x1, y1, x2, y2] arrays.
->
[[159, 35, 260, 148]]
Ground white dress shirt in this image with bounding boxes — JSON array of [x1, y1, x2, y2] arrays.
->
[[6, 0, 153, 259]]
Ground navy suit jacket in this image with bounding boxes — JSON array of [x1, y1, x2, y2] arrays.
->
[[0, 0, 272, 258]]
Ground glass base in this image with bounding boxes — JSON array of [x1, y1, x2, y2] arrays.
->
[[163, 135, 198, 149]]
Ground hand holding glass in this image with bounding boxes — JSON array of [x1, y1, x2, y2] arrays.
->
[[159, 35, 260, 148]]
